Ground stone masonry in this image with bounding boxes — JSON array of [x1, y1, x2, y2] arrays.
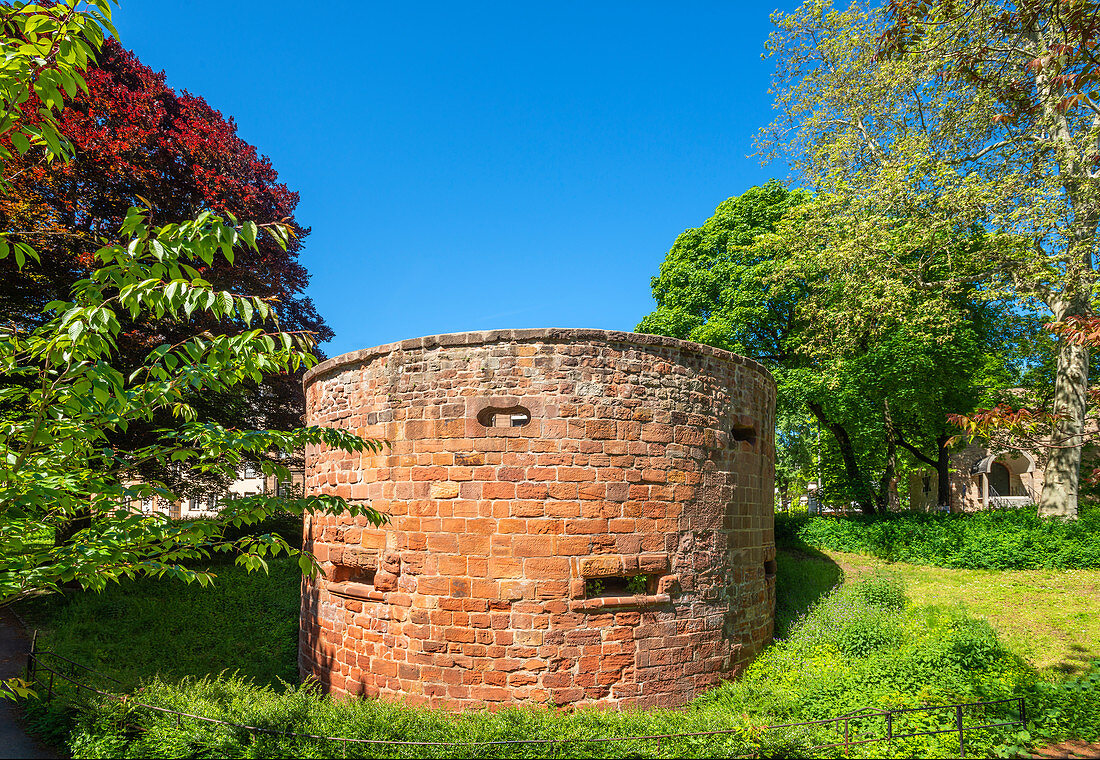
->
[[299, 328, 776, 710]]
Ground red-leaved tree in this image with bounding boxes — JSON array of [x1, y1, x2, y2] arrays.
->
[[0, 38, 329, 497]]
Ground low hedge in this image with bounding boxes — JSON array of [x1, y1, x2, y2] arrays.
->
[[776, 506, 1100, 570]]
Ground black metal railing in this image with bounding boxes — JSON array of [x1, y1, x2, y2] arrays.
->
[[798, 698, 1027, 757]]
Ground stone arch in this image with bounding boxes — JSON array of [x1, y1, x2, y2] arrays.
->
[[971, 449, 1038, 506]]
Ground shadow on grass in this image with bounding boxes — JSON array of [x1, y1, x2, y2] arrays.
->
[[1053, 642, 1099, 676], [13, 557, 301, 692], [774, 535, 843, 639]]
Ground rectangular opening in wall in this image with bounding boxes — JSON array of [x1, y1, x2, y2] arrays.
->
[[585, 574, 654, 599], [731, 424, 757, 446], [329, 565, 376, 586], [478, 406, 531, 428], [764, 559, 777, 578]]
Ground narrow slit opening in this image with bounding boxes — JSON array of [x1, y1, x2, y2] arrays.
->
[[330, 565, 376, 586], [477, 406, 531, 428]]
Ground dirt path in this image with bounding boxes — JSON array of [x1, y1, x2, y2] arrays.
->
[[0, 609, 59, 759], [1025, 739, 1100, 758]]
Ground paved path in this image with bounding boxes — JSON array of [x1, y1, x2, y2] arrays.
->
[[0, 609, 60, 759]]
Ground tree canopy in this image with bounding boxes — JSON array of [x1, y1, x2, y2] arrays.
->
[[0, 1, 383, 626], [762, 0, 1100, 517], [0, 37, 326, 498], [638, 182, 1027, 512]]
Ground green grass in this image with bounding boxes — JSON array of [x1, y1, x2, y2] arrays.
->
[[775, 507, 1100, 674], [774, 544, 841, 638], [15, 556, 301, 691], [15, 545, 1100, 758], [816, 549, 1100, 675], [52, 573, 1100, 758]]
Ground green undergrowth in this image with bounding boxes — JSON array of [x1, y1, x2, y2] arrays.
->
[[700, 574, 1100, 757], [15, 555, 301, 692], [776, 506, 1100, 570], [772, 543, 842, 638], [22, 568, 1100, 758]]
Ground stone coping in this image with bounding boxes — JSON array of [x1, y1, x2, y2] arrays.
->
[[303, 328, 774, 388], [570, 594, 673, 611]]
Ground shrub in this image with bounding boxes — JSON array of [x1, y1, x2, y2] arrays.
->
[[61, 675, 777, 759], [854, 573, 906, 610], [776, 506, 1100, 570], [697, 577, 1054, 758], [1025, 661, 1100, 744]]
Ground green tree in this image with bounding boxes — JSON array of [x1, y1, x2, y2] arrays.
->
[[638, 183, 1018, 511], [639, 182, 811, 361], [0, 38, 331, 512], [762, 0, 1100, 517], [775, 408, 817, 510], [0, 0, 384, 630]]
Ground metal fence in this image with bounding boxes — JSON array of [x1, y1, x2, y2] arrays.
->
[[25, 634, 1027, 758]]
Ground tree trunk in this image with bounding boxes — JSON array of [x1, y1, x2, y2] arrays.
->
[[936, 435, 952, 511], [807, 400, 877, 513], [1040, 332, 1089, 518], [877, 432, 897, 512], [892, 430, 951, 511], [878, 401, 898, 512], [1034, 23, 1098, 519]]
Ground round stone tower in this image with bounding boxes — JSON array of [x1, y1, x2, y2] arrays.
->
[[299, 329, 776, 710]]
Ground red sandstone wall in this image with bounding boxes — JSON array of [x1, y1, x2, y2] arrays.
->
[[300, 329, 776, 710]]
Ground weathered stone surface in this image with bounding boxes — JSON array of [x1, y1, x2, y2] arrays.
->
[[299, 328, 776, 710], [579, 556, 623, 577], [341, 546, 375, 569], [430, 482, 461, 499]]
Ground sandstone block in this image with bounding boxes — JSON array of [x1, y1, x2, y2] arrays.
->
[[430, 481, 460, 499], [579, 555, 622, 578]]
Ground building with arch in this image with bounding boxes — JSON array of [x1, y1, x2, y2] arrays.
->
[[908, 442, 1041, 511]]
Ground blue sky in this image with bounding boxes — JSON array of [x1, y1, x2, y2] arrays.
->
[[115, 2, 797, 357]]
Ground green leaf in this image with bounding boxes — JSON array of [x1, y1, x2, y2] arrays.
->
[[11, 132, 30, 155]]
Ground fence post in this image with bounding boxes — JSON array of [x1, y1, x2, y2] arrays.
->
[[26, 630, 37, 683], [1019, 697, 1026, 729], [956, 704, 965, 759], [844, 717, 850, 757], [886, 711, 893, 759]]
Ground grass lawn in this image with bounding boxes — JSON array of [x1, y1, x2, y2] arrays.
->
[[779, 546, 1100, 674], [14, 557, 301, 691], [15, 542, 1100, 758]]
